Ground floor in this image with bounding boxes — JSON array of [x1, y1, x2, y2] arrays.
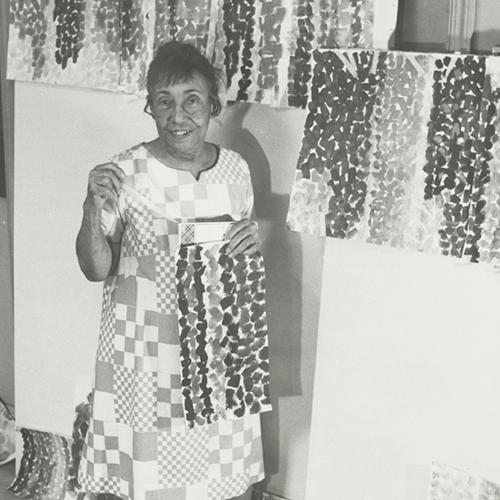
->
[[0, 461, 18, 499]]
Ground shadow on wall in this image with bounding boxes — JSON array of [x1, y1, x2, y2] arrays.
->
[[471, 28, 500, 54], [213, 102, 305, 478]]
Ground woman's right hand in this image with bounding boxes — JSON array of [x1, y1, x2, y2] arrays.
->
[[85, 162, 126, 211]]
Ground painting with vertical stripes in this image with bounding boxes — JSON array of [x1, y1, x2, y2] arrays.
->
[[287, 50, 500, 265], [7, 0, 387, 107]]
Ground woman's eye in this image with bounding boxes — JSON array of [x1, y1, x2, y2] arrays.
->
[[157, 99, 172, 108], [187, 96, 200, 105]]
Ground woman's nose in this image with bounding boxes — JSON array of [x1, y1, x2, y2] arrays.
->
[[169, 102, 188, 122]]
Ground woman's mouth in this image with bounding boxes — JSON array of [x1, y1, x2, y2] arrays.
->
[[170, 129, 191, 138]]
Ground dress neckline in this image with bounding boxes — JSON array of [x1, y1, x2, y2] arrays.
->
[[141, 142, 221, 181]]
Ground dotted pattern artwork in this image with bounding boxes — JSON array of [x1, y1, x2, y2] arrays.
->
[[287, 50, 500, 266], [426, 462, 500, 500], [8, 428, 71, 500], [176, 243, 271, 428], [8, 0, 375, 105]]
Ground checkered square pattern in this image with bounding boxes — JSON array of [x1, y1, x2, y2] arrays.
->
[[123, 193, 156, 257], [203, 149, 249, 185], [158, 426, 209, 488], [114, 365, 135, 426], [208, 417, 261, 478], [97, 301, 115, 363], [180, 223, 195, 246], [133, 372, 157, 432], [208, 471, 250, 500], [156, 252, 177, 315], [157, 373, 185, 430], [114, 305, 160, 372], [153, 218, 179, 252], [85, 421, 121, 466], [78, 473, 121, 498]]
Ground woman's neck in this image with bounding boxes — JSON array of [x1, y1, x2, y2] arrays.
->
[[145, 139, 215, 176]]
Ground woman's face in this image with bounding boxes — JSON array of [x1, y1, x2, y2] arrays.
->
[[149, 72, 212, 160]]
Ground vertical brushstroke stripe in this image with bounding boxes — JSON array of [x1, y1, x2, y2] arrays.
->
[[294, 50, 380, 238], [350, 0, 363, 47], [316, 0, 337, 48], [424, 56, 485, 258], [9, 0, 50, 79], [176, 246, 197, 426], [474, 58, 500, 264], [192, 246, 214, 424], [219, 250, 271, 418], [236, 0, 256, 101], [256, 0, 286, 102], [177, 246, 217, 427], [53, 0, 86, 69], [218, 251, 243, 414], [366, 52, 430, 247], [463, 71, 500, 261], [222, 0, 240, 89], [288, 0, 315, 108], [91, 1, 121, 54], [121, 0, 146, 61]]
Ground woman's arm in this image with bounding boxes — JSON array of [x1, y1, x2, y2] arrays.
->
[[76, 163, 125, 281]]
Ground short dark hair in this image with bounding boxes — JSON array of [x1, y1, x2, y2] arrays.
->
[[146, 41, 224, 117]]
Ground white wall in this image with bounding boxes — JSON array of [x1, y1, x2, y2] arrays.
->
[[14, 82, 321, 499], [306, 239, 500, 500]]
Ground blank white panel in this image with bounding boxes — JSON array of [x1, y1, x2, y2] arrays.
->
[[306, 238, 500, 500]]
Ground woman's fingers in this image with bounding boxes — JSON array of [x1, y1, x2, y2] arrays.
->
[[85, 163, 125, 209], [224, 219, 261, 257]]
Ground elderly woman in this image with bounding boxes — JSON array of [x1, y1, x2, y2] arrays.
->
[[76, 41, 267, 500]]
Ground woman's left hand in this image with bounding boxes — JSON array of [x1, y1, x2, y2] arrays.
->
[[224, 218, 262, 257]]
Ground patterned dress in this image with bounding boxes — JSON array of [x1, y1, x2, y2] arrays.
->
[[78, 144, 268, 500]]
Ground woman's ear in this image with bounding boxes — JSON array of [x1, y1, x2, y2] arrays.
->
[[144, 96, 154, 118]]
